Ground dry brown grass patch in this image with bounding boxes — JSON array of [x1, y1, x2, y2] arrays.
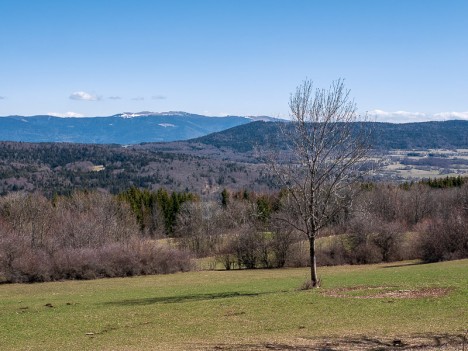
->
[[207, 333, 466, 350], [322, 286, 453, 299]]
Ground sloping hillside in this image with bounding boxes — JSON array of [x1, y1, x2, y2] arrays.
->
[[189, 120, 468, 152]]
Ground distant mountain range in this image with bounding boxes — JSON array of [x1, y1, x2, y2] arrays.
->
[[1, 112, 468, 150], [0, 112, 278, 144]]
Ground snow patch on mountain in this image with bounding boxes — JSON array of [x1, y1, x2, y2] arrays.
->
[[119, 111, 154, 118], [117, 111, 194, 118]]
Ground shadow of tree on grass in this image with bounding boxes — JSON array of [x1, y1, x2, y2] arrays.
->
[[380, 261, 426, 269], [103, 291, 271, 306]]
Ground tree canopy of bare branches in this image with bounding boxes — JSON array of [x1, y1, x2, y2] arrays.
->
[[272, 79, 372, 287]]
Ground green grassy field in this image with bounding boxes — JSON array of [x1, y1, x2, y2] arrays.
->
[[1, 260, 467, 350]]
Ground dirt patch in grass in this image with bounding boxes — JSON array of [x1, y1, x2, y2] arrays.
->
[[207, 333, 466, 350], [322, 286, 453, 299]]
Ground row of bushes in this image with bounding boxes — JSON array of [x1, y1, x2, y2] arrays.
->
[[205, 214, 466, 271], [177, 184, 468, 269], [0, 192, 192, 283], [0, 238, 192, 283]]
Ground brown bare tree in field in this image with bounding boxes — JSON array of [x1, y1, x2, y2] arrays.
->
[[272, 79, 372, 287]]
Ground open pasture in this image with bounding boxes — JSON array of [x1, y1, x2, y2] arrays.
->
[[1, 260, 467, 350]]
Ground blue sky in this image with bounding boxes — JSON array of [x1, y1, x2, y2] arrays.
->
[[1, 0, 467, 122]]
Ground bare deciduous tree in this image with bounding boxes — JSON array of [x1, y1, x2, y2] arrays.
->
[[271, 79, 372, 287], [175, 201, 224, 257]]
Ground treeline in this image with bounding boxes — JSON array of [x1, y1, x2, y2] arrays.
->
[[1, 181, 467, 283], [0, 191, 192, 283], [171, 182, 468, 268], [118, 187, 197, 236], [399, 176, 466, 190], [117, 187, 291, 269], [324, 181, 468, 264], [419, 175, 465, 188]]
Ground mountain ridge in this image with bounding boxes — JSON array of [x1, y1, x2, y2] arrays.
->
[[0, 112, 265, 144], [187, 120, 468, 151], [1, 112, 468, 149]]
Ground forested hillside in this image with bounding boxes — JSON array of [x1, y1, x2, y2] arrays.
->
[[188, 120, 468, 152], [2, 120, 468, 196], [0, 142, 272, 196]]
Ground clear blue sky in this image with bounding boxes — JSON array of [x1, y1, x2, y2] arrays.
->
[[1, 0, 467, 122]]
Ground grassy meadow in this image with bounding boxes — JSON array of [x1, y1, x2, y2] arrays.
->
[[1, 259, 467, 350]]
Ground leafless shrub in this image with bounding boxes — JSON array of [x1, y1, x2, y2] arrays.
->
[[9, 248, 53, 283], [0, 224, 54, 283], [134, 240, 193, 274], [401, 184, 435, 225], [53, 191, 138, 249], [316, 236, 349, 266], [419, 211, 468, 262], [0, 192, 56, 249], [269, 213, 299, 268], [175, 201, 224, 257], [371, 221, 405, 262], [51, 248, 101, 280], [231, 225, 262, 269], [285, 240, 310, 268], [215, 241, 237, 270]]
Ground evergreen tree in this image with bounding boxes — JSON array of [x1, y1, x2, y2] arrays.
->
[[221, 188, 229, 208]]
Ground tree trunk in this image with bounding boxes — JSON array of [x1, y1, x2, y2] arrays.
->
[[309, 236, 319, 287]]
